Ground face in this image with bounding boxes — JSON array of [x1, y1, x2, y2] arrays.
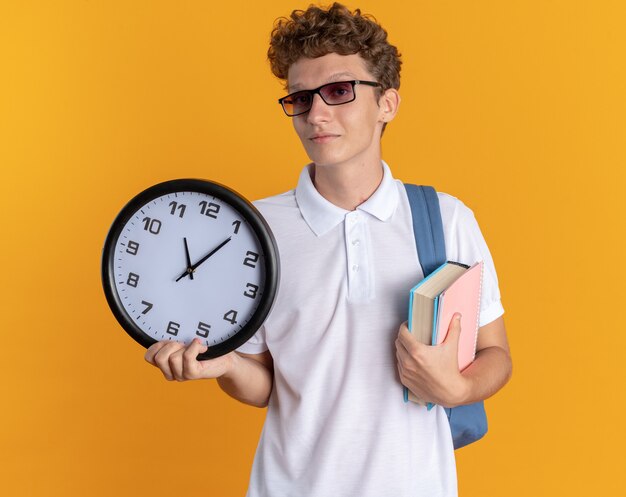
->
[[286, 53, 398, 170]]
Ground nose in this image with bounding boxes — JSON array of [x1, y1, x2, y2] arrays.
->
[[306, 93, 331, 124]]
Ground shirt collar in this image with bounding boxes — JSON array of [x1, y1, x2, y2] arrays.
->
[[295, 160, 399, 237]]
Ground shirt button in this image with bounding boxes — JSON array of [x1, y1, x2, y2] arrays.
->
[[352, 264, 359, 272], [352, 239, 360, 246]]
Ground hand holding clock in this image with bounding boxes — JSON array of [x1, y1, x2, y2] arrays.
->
[[144, 338, 274, 408], [145, 338, 236, 381]]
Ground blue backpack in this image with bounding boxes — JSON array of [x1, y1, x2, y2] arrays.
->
[[404, 184, 488, 450]]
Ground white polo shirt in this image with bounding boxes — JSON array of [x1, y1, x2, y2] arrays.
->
[[238, 161, 504, 497]]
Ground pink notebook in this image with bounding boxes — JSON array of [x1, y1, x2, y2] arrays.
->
[[432, 260, 484, 371]]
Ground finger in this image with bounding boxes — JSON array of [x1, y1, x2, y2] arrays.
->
[[168, 347, 186, 381], [153, 341, 184, 380], [395, 342, 410, 367], [145, 341, 170, 365], [395, 348, 403, 373], [397, 326, 422, 356], [395, 350, 406, 383], [182, 338, 209, 379], [397, 325, 410, 344]]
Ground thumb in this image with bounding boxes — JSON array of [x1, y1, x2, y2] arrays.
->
[[185, 338, 209, 364], [444, 313, 463, 345], [190, 337, 208, 350]]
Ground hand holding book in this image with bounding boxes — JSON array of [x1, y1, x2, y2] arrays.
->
[[397, 260, 484, 408], [396, 313, 471, 408]]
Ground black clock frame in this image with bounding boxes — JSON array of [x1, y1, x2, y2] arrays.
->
[[101, 178, 280, 360]]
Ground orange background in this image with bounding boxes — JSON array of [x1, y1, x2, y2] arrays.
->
[[1, 1, 625, 496]]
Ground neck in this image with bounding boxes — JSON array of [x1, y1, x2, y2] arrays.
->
[[312, 156, 384, 211], [311, 144, 383, 211]]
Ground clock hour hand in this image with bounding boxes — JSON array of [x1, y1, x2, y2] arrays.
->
[[176, 236, 232, 282], [183, 237, 194, 280]]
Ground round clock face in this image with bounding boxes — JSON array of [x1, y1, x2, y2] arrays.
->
[[102, 179, 279, 359]]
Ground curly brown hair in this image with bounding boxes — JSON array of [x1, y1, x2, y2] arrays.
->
[[268, 2, 402, 94]]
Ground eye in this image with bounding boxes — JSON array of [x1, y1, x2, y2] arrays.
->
[[291, 92, 311, 105], [330, 87, 349, 97], [323, 82, 353, 101]]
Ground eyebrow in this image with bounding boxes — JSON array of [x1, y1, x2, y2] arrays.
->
[[288, 72, 358, 92]]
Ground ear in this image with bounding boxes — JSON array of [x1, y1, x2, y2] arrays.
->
[[378, 88, 401, 123]]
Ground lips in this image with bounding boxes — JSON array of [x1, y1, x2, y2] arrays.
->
[[310, 134, 339, 143]]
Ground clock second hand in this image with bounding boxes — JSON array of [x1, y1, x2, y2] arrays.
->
[[175, 236, 232, 282]]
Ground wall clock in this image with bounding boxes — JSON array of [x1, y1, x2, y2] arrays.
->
[[101, 179, 279, 359]]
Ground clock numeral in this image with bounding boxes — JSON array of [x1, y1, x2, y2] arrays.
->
[[142, 217, 162, 235], [196, 321, 211, 338], [243, 251, 259, 268], [166, 321, 180, 336], [141, 300, 153, 314], [232, 220, 241, 234], [126, 240, 139, 255], [169, 201, 187, 218], [223, 310, 238, 325], [199, 201, 220, 219], [243, 283, 259, 299], [127, 272, 139, 288]]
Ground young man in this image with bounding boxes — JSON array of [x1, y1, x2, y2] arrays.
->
[[145, 3, 512, 496]]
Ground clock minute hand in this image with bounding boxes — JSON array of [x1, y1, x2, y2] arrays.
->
[[176, 236, 232, 282], [191, 236, 232, 271]]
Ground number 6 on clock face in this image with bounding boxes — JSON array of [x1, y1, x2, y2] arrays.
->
[[101, 179, 280, 360]]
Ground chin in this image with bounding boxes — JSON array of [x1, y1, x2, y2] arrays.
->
[[309, 157, 343, 168], [306, 151, 348, 168]]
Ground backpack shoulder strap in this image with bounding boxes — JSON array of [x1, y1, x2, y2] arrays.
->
[[403, 184, 446, 277], [404, 183, 488, 450]]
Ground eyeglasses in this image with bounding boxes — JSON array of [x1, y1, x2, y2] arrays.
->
[[278, 80, 382, 117]]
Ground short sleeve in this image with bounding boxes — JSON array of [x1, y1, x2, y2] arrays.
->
[[438, 193, 505, 327], [236, 324, 269, 354]]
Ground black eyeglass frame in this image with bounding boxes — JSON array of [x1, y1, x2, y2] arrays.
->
[[277, 80, 382, 117]]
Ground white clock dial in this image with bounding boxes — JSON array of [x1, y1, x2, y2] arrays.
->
[[112, 191, 266, 348]]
